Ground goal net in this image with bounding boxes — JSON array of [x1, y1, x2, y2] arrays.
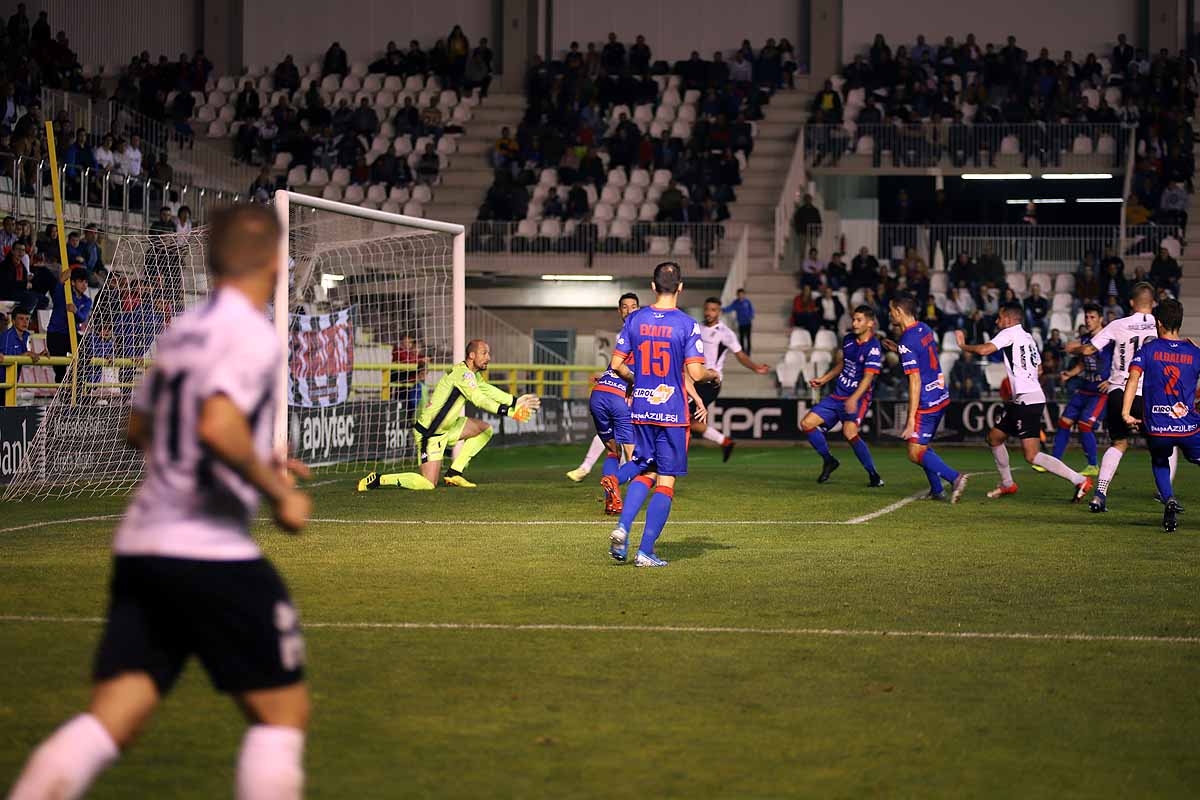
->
[[4, 192, 464, 501]]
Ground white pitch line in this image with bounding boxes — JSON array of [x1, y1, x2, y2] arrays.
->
[[306, 517, 840, 526], [0, 514, 123, 535], [0, 614, 1196, 645], [843, 490, 926, 524]]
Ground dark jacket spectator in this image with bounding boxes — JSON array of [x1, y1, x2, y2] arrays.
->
[[850, 247, 880, 290], [235, 82, 260, 121], [274, 56, 301, 93], [1149, 248, 1182, 293], [323, 42, 348, 77]]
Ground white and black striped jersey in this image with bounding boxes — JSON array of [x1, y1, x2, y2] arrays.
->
[[1088, 312, 1157, 394], [700, 320, 741, 378], [114, 288, 281, 560], [989, 324, 1045, 404]]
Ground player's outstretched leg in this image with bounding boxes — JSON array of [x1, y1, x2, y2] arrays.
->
[[1051, 418, 1073, 462], [635, 483, 674, 567], [918, 447, 966, 503], [568, 435, 607, 482], [445, 423, 493, 487], [801, 413, 839, 483], [699, 424, 735, 462], [374, 472, 435, 490], [1092, 444, 1127, 512], [987, 439, 1019, 499], [841, 419, 881, 486], [8, 713, 120, 799], [611, 474, 654, 562]]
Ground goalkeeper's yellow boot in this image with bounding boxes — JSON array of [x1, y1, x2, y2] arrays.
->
[[357, 472, 380, 492], [443, 471, 477, 488], [566, 467, 590, 482]]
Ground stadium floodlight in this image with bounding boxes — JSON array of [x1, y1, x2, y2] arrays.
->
[[540, 274, 614, 281], [5, 192, 466, 500], [960, 173, 1032, 180], [1041, 173, 1113, 180], [1076, 197, 1124, 203]]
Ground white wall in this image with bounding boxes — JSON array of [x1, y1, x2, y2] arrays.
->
[[22, 0, 199, 70], [551, 0, 801, 63], [841, 0, 1139, 65], [242, 0, 494, 71]]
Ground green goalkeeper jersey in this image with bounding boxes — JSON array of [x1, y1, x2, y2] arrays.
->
[[415, 363, 516, 435]]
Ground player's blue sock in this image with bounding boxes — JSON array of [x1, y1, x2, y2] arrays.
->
[[1052, 426, 1071, 460], [806, 428, 833, 461], [602, 454, 619, 479], [923, 467, 944, 495], [1151, 457, 1174, 502], [616, 461, 643, 484], [1080, 430, 1098, 466], [848, 435, 876, 474], [618, 475, 654, 531], [639, 486, 674, 556], [920, 449, 960, 484]]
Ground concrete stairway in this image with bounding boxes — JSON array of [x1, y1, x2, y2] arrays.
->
[[422, 92, 526, 225], [718, 89, 810, 398]]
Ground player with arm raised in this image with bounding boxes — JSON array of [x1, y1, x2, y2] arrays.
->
[[607, 261, 717, 566], [888, 294, 969, 502], [799, 305, 885, 486], [690, 296, 771, 462], [359, 338, 539, 491], [956, 302, 1093, 501], [1121, 299, 1200, 531], [1065, 282, 1168, 512], [1050, 303, 1110, 475], [8, 205, 314, 800]]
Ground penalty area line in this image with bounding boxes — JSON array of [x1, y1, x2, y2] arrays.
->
[[0, 615, 1197, 645]]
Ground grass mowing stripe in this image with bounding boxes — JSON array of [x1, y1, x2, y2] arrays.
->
[[3, 615, 1198, 645]]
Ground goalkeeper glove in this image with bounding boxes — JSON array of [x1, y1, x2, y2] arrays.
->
[[511, 405, 532, 422]]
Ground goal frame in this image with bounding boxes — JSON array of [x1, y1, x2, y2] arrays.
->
[[272, 190, 465, 457]]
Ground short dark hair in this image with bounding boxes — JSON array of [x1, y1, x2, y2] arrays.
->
[[618, 292, 639, 307], [69, 267, 88, 282], [652, 261, 681, 295], [736, 287, 745, 293], [1154, 298, 1184, 332], [1082, 302, 1103, 316], [853, 304, 876, 320], [1001, 301, 1024, 317], [207, 204, 281, 278], [466, 338, 487, 356], [890, 294, 917, 318], [704, 296, 721, 306], [1131, 281, 1155, 304]]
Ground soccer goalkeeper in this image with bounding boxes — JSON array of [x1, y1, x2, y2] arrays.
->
[[358, 338, 539, 490]]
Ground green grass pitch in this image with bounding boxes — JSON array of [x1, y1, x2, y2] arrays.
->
[[2, 443, 1198, 798]]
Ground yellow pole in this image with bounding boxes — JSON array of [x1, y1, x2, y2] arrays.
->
[[44, 121, 80, 405]]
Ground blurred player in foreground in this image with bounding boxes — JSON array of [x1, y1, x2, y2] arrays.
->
[[1051, 303, 1110, 475], [1121, 299, 1200, 532], [608, 262, 717, 566], [359, 339, 539, 490], [690, 296, 771, 462], [887, 295, 969, 502], [799, 305, 884, 486], [955, 303, 1093, 501], [9, 205, 314, 800]]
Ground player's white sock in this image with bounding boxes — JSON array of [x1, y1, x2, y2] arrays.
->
[[1169, 448, 1178, 482], [1097, 447, 1124, 496], [991, 445, 1014, 487], [578, 436, 606, 472], [236, 725, 305, 800], [701, 426, 727, 445], [1032, 452, 1084, 485], [8, 713, 119, 800]]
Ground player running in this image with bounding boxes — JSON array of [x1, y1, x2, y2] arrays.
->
[[8, 206, 314, 799], [567, 293, 641, 485], [608, 261, 717, 567], [690, 296, 771, 461], [955, 302, 1093, 501], [1121, 299, 1200, 532], [799, 305, 885, 486], [1065, 282, 1174, 512], [887, 295, 969, 502], [358, 339, 539, 491], [1050, 303, 1111, 475]]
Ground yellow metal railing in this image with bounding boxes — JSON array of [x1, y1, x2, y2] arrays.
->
[[2, 357, 607, 407]]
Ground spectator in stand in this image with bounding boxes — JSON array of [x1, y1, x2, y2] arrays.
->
[[249, 167, 273, 203], [1157, 180, 1189, 237], [493, 126, 518, 170], [812, 80, 843, 123], [322, 42, 348, 77], [1043, 328, 1066, 363], [601, 33, 626, 73], [80, 224, 103, 276], [850, 246, 880, 290], [827, 252, 848, 289], [948, 252, 974, 293], [0, 242, 37, 310], [817, 285, 844, 331], [792, 194, 822, 262], [463, 49, 492, 98], [630, 35, 651, 74], [351, 98, 379, 138], [950, 351, 986, 399], [976, 243, 1006, 292], [1101, 258, 1129, 303], [420, 97, 443, 136], [1150, 246, 1182, 295], [792, 286, 820, 335], [175, 206, 193, 235], [416, 143, 440, 185], [1125, 194, 1152, 227], [46, 266, 90, 381], [274, 55, 300, 94], [1023, 283, 1050, 337], [0, 306, 42, 371], [799, 247, 824, 288], [63, 128, 93, 197], [150, 152, 173, 183], [723, 288, 756, 353], [150, 206, 175, 235], [235, 80, 260, 121]]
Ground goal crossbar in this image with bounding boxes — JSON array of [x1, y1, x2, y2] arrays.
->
[[272, 190, 466, 458]]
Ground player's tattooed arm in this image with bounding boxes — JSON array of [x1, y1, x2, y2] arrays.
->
[[1066, 339, 1097, 356]]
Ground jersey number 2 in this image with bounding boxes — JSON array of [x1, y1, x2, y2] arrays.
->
[[1164, 365, 1181, 396], [638, 340, 671, 377]]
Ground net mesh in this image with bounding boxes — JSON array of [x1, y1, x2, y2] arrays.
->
[[4, 201, 456, 500]]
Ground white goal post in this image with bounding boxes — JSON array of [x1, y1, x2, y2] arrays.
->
[[272, 191, 465, 459]]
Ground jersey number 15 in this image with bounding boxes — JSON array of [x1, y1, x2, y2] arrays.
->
[[638, 340, 671, 377]]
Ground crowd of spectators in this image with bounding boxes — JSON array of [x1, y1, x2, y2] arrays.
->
[[472, 34, 797, 256], [811, 31, 1196, 197]]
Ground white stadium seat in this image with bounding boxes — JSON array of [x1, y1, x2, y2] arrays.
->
[[1029, 273, 1052, 295], [671, 235, 692, 255], [789, 328, 813, 351], [342, 184, 365, 203], [1006, 273, 1027, 296], [813, 329, 838, 352], [1054, 273, 1075, 293], [1050, 312, 1074, 333], [402, 200, 424, 217], [286, 165, 308, 185]]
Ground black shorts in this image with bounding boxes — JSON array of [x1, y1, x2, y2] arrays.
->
[[93, 556, 305, 695], [995, 402, 1044, 440], [1105, 389, 1142, 441], [690, 380, 721, 415]]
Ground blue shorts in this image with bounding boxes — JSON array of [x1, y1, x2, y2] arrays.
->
[[632, 424, 690, 476], [1147, 430, 1200, 464], [589, 389, 633, 445], [810, 393, 871, 429], [908, 402, 948, 445], [1061, 391, 1107, 430]]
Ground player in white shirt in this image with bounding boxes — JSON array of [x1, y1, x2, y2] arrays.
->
[[956, 302, 1093, 501], [1065, 282, 1174, 511], [9, 206, 314, 800], [689, 297, 770, 461]]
